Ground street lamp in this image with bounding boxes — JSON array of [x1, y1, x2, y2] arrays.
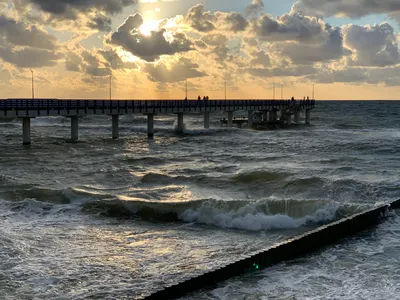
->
[[109, 75, 112, 100], [30, 69, 34, 100]]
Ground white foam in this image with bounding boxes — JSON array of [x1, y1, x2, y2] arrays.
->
[[180, 202, 338, 231]]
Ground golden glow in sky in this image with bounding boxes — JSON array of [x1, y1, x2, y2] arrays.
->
[[139, 19, 160, 36], [1, 0, 400, 100]]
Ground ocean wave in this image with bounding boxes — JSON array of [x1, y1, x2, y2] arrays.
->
[[81, 198, 363, 231], [232, 170, 291, 184], [140, 172, 226, 186], [332, 123, 363, 130], [0, 186, 110, 204]]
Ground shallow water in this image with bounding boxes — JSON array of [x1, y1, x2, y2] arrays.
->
[[0, 101, 399, 299]]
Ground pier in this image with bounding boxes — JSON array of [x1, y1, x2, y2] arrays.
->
[[0, 99, 315, 144]]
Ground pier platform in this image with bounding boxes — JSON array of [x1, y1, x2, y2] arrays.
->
[[0, 99, 315, 144]]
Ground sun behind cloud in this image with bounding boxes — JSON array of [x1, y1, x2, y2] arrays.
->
[[139, 19, 159, 36]]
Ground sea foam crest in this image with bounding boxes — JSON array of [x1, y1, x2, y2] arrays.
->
[[180, 202, 339, 231]]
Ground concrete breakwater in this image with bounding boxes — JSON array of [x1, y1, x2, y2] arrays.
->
[[141, 199, 400, 300]]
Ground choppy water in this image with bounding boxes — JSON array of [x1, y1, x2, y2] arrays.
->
[[0, 101, 399, 299]]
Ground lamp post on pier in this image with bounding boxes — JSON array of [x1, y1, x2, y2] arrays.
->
[[30, 69, 34, 100], [185, 79, 188, 99], [109, 75, 112, 100], [225, 81, 227, 100]]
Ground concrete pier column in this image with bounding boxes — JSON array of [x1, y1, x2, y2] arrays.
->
[[269, 110, 277, 121], [294, 110, 301, 124], [71, 116, 79, 142], [247, 110, 253, 128], [147, 113, 154, 139], [22, 117, 31, 145], [262, 111, 268, 122], [177, 113, 184, 133], [112, 115, 119, 139], [305, 109, 311, 125], [204, 111, 210, 129], [287, 113, 292, 126], [227, 111, 233, 127]]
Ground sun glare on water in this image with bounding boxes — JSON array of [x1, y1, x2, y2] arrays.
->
[[139, 20, 159, 36]]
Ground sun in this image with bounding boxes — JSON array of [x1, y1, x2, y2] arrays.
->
[[139, 19, 159, 36]]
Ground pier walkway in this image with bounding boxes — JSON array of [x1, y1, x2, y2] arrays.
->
[[0, 99, 315, 145]]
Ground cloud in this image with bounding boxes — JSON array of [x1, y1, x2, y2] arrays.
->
[[0, 46, 61, 68], [343, 23, 399, 67], [108, 13, 193, 62], [0, 14, 57, 49], [10, 0, 138, 31], [64, 48, 112, 77], [185, 4, 215, 32], [185, 4, 249, 33], [247, 65, 316, 78], [0, 14, 61, 68], [222, 12, 248, 32], [292, 0, 400, 20], [65, 52, 82, 72], [252, 12, 327, 43], [277, 27, 350, 64], [245, 0, 264, 19], [145, 57, 206, 83], [249, 50, 271, 67]]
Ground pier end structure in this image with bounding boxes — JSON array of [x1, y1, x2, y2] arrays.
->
[[0, 99, 315, 144]]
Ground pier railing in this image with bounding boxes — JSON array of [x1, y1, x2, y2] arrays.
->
[[0, 99, 315, 115], [0, 99, 316, 144]]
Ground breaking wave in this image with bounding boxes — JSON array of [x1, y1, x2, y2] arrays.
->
[[81, 198, 365, 232]]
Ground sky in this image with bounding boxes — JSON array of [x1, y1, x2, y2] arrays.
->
[[0, 0, 400, 100]]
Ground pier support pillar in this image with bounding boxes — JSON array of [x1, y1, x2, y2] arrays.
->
[[247, 110, 253, 128], [294, 110, 301, 124], [22, 117, 31, 145], [227, 111, 233, 127], [70, 116, 79, 142], [112, 115, 119, 139], [269, 110, 277, 122], [177, 113, 184, 133], [147, 113, 154, 139], [204, 111, 210, 129], [287, 113, 292, 126], [305, 109, 311, 125]]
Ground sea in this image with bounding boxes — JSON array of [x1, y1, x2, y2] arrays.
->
[[0, 100, 399, 300]]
